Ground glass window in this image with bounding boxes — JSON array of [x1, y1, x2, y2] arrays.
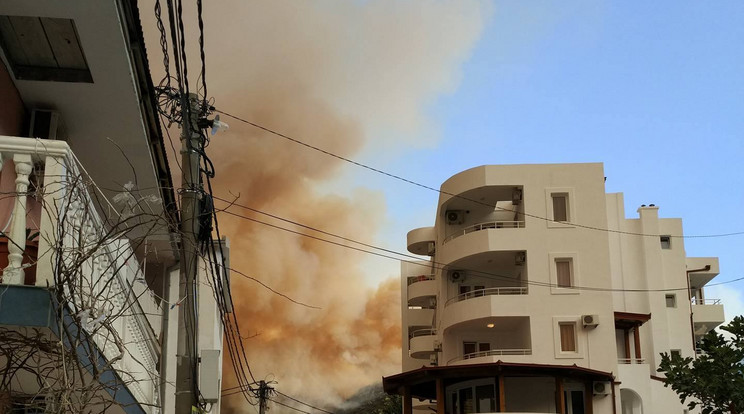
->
[[556, 259, 573, 288], [459, 388, 474, 414], [463, 342, 477, 357], [560, 323, 577, 352], [552, 194, 569, 222]]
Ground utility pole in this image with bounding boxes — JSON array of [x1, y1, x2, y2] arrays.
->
[[258, 381, 270, 414], [175, 93, 202, 413]]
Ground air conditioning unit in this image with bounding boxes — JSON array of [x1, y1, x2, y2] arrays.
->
[[429, 353, 438, 366], [433, 340, 442, 352], [427, 241, 436, 256], [446, 210, 465, 225], [449, 270, 465, 283], [593, 381, 611, 396], [512, 187, 523, 205], [515, 252, 526, 266], [29, 109, 67, 140], [583, 314, 599, 328]]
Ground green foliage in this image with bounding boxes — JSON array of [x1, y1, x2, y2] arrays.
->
[[658, 316, 744, 414], [334, 384, 402, 414]]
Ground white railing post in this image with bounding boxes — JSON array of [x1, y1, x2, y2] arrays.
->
[[3, 154, 33, 284]]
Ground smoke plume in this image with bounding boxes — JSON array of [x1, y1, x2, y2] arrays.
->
[[142, 0, 489, 411]]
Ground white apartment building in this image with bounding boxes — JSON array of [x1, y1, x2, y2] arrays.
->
[[383, 163, 725, 414], [0, 1, 227, 412]]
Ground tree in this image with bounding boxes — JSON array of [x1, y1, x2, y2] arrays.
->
[[658, 316, 744, 414]]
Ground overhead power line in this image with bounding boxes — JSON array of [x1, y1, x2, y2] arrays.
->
[[213, 196, 744, 294], [214, 109, 744, 240]]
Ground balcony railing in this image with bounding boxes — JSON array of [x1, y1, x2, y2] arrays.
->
[[0, 136, 159, 407], [444, 220, 525, 244], [691, 298, 722, 305], [448, 348, 532, 364], [618, 358, 646, 364], [407, 274, 435, 286], [409, 328, 436, 339], [445, 286, 528, 306]]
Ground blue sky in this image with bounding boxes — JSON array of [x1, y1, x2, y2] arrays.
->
[[346, 1, 744, 320]]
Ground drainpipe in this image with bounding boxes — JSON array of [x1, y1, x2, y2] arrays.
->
[[686, 265, 711, 353]]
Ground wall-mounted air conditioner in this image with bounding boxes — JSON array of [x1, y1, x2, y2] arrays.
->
[[427, 241, 436, 256], [446, 210, 465, 225], [449, 270, 465, 283], [29, 109, 67, 141], [515, 252, 526, 265], [593, 381, 611, 396], [512, 187, 523, 205], [582, 314, 599, 328]]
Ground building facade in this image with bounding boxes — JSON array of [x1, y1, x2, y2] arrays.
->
[[0, 1, 227, 412], [384, 163, 724, 414]]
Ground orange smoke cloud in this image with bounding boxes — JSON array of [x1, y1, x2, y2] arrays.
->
[[140, 0, 489, 411]]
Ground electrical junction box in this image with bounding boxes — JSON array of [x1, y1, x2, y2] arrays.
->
[[200, 349, 221, 402]]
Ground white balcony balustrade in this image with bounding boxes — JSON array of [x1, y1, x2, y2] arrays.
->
[[448, 348, 532, 365], [0, 136, 160, 409], [444, 220, 525, 244], [445, 286, 528, 307]]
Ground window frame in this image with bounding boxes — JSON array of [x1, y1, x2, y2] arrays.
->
[[546, 187, 576, 228], [549, 253, 580, 295], [553, 317, 584, 359]]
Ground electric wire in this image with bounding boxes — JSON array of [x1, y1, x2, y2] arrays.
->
[[274, 390, 336, 414], [214, 109, 744, 240], [214, 199, 744, 293]]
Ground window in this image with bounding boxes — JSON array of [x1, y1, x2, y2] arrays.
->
[[559, 323, 577, 352], [478, 343, 491, 352], [666, 294, 677, 308], [463, 342, 477, 356], [660, 235, 671, 249], [556, 259, 573, 288], [552, 193, 569, 222], [670, 349, 681, 358]]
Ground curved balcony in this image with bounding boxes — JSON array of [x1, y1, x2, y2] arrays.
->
[[441, 292, 529, 332], [407, 308, 435, 327], [444, 220, 525, 244], [445, 286, 527, 307], [409, 329, 438, 359], [438, 228, 530, 266], [407, 226, 435, 255], [407, 275, 436, 307], [448, 349, 532, 365]]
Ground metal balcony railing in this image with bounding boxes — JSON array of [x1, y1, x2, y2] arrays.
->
[[409, 328, 436, 339], [691, 298, 722, 305], [448, 349, 532, 364], [445, 286, 528, 306], [407, 274, 435, 286], [618, 358, 646, 364], [444, 220, 525, 244]]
